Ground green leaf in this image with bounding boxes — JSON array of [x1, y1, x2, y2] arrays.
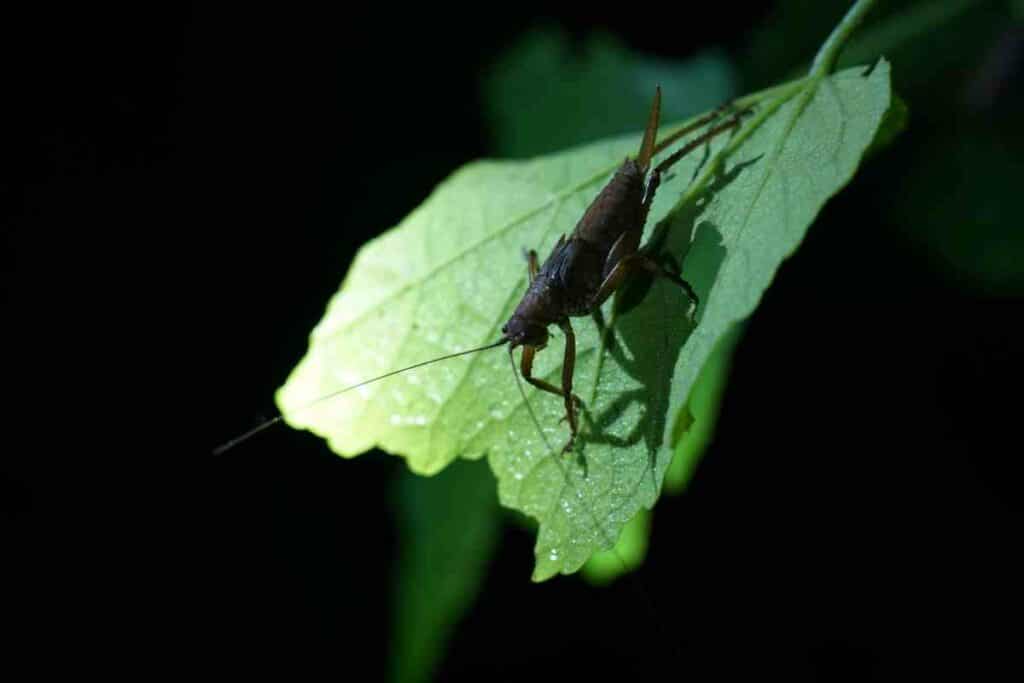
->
[[484, 27, 742, 585], [391, 460, 500, 683], [278, 62, 894, 581]]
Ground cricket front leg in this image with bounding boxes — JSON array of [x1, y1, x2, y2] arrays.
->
[[524, 248, 539, 282], [519, 338, 582, 453], [557, 320, 579, 453], [520, 345, 563, 398]]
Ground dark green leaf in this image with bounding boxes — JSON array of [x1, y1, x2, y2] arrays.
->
[[391, 460, 500, 683], [484, 26, 738, 158]]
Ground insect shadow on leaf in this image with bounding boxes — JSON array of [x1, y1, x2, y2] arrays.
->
[[578, 153, 764, 476]]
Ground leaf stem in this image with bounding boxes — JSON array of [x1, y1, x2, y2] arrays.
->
[[839, 0, 978, 69], [810, 0, 879, 77], [734, 77, 808, 109]]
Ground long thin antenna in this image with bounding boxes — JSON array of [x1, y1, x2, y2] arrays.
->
[[213, 337, 508, 455]]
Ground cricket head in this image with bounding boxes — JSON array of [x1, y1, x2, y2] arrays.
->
[[502, 314, 549, 350]]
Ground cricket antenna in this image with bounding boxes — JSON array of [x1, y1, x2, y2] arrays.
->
[[213, 336, 509, 455]]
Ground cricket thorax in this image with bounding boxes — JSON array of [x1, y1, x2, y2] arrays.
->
[[518, 235, 607, 324]]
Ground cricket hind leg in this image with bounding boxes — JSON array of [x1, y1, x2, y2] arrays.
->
[[590, 252, 698, 317], [684, 101, 755, 184], [651, 114, 743, 183], [638, 257, 699, 316], [627, 108, 746, 303], [641, 99, 751, 225], [644, 106, 749, 214], [642, 93, 749, 175], [650, 98, 751, 158]]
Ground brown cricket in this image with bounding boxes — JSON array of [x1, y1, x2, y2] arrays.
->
[[213, 88, 745, 456], [500, 86, 744, 452]]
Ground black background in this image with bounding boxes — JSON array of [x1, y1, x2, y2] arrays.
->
[[4, 2, 1021, 680]]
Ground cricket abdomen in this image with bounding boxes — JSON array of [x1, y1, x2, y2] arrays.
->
[[571, 159, 646, 253]]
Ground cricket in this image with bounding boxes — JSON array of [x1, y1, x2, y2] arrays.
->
[[214, 87, 748, 457]]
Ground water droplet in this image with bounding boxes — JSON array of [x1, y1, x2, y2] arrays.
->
[[388, 414, 428, 426], [549, 549, 559, 561]]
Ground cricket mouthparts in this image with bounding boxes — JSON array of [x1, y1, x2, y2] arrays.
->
[[502, 315, 548, 349]]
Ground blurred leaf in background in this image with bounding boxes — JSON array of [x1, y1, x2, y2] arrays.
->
[[391, 460, 500, 683], [747, 0, 1024, 295], [482, 26, 740, 158], [893, 127, 1024, 294]]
